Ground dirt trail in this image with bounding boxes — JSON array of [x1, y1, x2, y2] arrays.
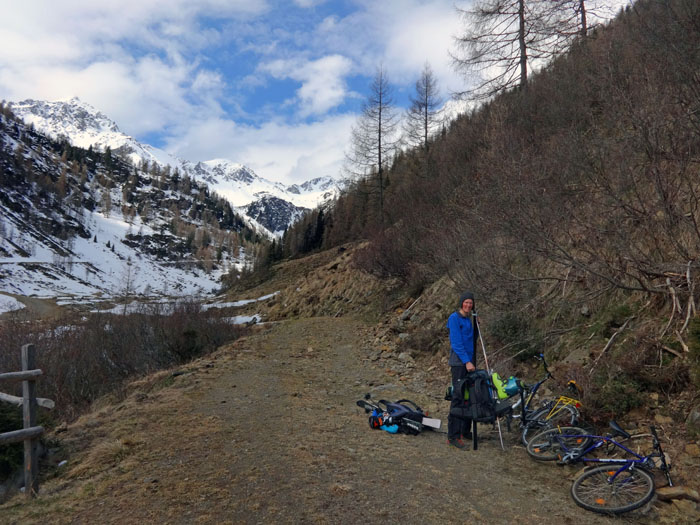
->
[[2, 317, 662, 524]]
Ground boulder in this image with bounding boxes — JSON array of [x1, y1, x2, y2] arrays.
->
[[687, 405, 700, 435], [656, 486, 700, 503], [685, 443, 700, 458], [655, 413, 674, 425], [397, 352, 413, 363]]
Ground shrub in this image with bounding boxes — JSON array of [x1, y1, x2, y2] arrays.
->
[[0, 300, 248, 422], [489, 312, 543, 361], [587, 370, 644, 420], [688, 318, 700, 389], [0, 405, 22, 482]]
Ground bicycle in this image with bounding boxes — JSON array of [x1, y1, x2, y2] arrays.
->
[[503, 353, 583, 445], [526, 423, 673, 514]]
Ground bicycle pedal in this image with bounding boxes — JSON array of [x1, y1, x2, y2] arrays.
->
[[556, 454, 572, 466]]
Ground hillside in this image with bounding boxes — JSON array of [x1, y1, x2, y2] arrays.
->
[[270, 0, 700, 442], [1, 246, 697, 523], [0, 104, 264, 299]]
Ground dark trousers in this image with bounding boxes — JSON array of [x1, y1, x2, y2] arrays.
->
[[448, 365, 472, 440]]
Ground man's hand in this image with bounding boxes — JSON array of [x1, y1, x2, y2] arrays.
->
[[466, 361, 476, 372]]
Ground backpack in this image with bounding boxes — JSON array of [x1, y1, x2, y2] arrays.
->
[[378, 399, 426, 435], [359, 396, 440, 435], [450, 370, 512, 423]]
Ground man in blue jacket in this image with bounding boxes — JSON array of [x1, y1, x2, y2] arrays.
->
[[446, 291, 479, 449]]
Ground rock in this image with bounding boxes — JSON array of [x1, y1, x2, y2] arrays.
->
[[670, 499, 699, 518], [685, 443, 700, 458], [656, 486, 700, 503], [687, 405, 700, 434], [398, 352, 413, 362], [398, 333, 410, 341], [580, 305, 590, 317], [655, 413, 674, 425], [649, 392, 660, 407]]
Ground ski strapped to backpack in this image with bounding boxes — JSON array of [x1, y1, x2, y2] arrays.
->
[[357, 395, 441, 434]]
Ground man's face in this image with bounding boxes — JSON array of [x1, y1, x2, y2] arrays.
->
[[461, 299, 473, 313]]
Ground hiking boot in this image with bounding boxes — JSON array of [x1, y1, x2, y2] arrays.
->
[[448, 438, 467, 449]]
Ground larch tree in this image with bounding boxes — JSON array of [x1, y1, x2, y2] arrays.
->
[[452, 0, 609, 99], [403, 63, 444, 153], [345, 66, 399, 223]]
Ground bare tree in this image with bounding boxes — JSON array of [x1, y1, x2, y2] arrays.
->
[[452, 0, 610, 99], [345, 66, 399, 222], [404, 63, 444, 153]]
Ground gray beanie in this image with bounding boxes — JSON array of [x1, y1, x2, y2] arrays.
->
[[457, 291, 475, 310]]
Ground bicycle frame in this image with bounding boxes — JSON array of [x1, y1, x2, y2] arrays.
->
[[509, 354, 580, 427], [546, 425, 673, 486]]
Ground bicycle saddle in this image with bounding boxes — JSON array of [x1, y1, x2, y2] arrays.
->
[[609, 420, 631, 439]]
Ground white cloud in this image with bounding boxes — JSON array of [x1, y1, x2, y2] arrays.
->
[[0, 0, 480, 187], [260, 54, 354, 116], [294, 0, 327, 7], [163, 114, 356, 185], [310, 0, 464, 96]]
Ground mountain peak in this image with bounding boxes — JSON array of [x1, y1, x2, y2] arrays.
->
[[10, 97, 121, 136]]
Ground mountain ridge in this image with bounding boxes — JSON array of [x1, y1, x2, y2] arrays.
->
[[0, 104, 261, 300], [7, 97, 340, 236]]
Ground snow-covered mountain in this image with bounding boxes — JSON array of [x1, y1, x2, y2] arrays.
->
[[0, 105, 259, 301], [7, 98, 340, 236], [7, 98, 182, 170]]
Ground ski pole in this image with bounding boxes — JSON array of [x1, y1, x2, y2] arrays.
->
[[474, 311, 505, 450]]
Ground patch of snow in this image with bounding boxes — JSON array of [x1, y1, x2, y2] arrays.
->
[[223, 314, 261, 325], [203, 292, 279, 309], [0, 295, 26, 314]]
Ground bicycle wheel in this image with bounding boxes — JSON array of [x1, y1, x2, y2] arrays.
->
[[526, 426, 590, 461], [571, 465, 655, 514], [521, 403, 579, 445]]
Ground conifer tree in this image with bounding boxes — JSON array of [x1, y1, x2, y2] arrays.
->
[[345, 66, 399, 223], [404, 63, 444, 153]]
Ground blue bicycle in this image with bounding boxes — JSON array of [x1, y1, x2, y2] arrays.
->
[[526, 422, 673, 514]]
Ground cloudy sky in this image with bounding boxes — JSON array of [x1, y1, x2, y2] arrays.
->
[[0, 0, 473, 185]]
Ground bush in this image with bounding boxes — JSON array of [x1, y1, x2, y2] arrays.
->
[[588, 370, 644, 419], [688, 318, 700, 389], [0, 405, 22, 482], [489, 312, 543, 361], [0, 300, 248, 422]]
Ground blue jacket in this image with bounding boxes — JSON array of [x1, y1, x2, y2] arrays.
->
[[447, 312, 477, 366]]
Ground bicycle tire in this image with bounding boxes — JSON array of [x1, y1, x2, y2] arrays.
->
[[526, 426, 590, 461], [571, 465, 655, 514], [521, 403, 579, 446]]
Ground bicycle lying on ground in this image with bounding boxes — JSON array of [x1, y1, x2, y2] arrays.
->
[[526, 422, 673, 514], [502, 353, 584, 445]]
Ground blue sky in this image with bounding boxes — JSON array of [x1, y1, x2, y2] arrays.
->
[[0, 0, 469, 184]]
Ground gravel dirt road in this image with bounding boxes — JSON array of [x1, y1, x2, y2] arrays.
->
[[3, 316, 667, 524]]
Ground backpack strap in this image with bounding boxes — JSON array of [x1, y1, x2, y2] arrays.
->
[[395, 399, 422, 412]]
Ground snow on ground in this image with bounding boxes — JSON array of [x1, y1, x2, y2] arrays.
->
[[202, 292, 279, 310], [223, 314, 261, 325], [0, 207, 243, 301], [91, 292, 274, 325], [0, 294, 26, 314]]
